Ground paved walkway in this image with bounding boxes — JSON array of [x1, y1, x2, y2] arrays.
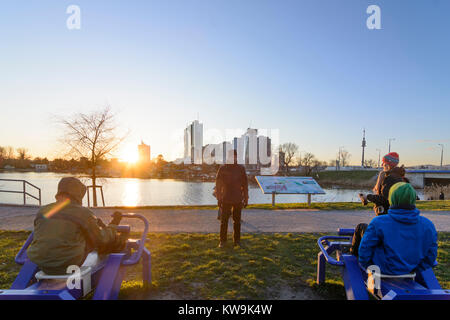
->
[[1, 205, 449, 233]]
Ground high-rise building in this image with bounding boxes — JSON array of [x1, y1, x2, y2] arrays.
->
[[184, 120, 203, 164], [138, 141, 151, 163], [232, 128, 271, 168]]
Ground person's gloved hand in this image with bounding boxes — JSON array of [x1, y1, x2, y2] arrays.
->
[[110, 211, 122, 225]]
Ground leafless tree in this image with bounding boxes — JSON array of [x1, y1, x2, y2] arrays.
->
[[279, 142, 299, 173], [364, 159, 377, 168], [339, 149, 351, 167], [16, 148, 30, 160], [299, 152, 326, 176], [57, 107, 127, 206], [5, 146, 15, 159]]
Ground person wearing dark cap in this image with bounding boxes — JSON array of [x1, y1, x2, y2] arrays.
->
[[355, 182, 437, 275], [27, 177, 125, 275], [215, 149, 249, 248], [358, 152, 408, 215]]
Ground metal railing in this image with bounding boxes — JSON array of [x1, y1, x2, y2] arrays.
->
[[0, 179, 42, 206]]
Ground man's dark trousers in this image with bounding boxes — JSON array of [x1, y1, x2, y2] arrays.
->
[[220, 203, 242, 244]]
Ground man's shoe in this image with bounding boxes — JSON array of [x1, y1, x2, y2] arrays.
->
[[233, 242, 241, 248], [359, 193, 368, 206], [218, 242, 225, 248]]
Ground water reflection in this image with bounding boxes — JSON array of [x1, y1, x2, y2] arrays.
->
[[0, 172, 425, 206], [121, 179, 140, 207]]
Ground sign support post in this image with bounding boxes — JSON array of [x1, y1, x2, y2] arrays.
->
[[272, 192, 276, 206]]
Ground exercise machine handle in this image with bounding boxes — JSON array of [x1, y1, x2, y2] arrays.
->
[[120, 213, 149, 265], [317, 235, 351, 266]]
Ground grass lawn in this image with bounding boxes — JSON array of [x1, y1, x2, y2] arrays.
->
[[0, 230, 448, 300]]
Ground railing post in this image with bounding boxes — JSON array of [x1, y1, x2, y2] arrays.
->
[[39, 188, 41, 206], [23, 181, 26, 205]]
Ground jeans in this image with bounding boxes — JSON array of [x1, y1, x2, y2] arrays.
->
[[350, 223, 368, 257], [220, 203, 242, 244]]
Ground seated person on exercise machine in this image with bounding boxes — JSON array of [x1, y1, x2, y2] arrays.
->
[[359, 152, 408, 215], [353, 182, 437, 275], [27, 177, 126, 275]]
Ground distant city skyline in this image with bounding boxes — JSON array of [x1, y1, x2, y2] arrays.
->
[[1, 1, 449, 166]]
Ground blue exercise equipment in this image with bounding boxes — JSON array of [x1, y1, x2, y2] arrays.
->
[[0, 213, 151, 300], [316, 228, 450, 300]]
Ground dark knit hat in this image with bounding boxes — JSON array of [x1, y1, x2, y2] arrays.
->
[[382, 152, 399, 167], [389, 182, 416, 207], [56, 177, 86, 204]]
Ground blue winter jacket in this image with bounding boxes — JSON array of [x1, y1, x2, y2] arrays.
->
[[358, 207, 438, 275]]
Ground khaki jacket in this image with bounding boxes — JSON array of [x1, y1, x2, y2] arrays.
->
[[27, 202, 122, 275]]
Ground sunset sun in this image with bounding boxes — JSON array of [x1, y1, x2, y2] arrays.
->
[[119, 146, 139, 163]]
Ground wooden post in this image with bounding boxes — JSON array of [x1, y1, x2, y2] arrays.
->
[[272, 192, 276, 207], [100, 186, 105, 206], [307, 194, 312, 206]]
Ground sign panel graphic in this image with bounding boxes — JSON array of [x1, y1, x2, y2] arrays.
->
[[255, 176, 326, 194]]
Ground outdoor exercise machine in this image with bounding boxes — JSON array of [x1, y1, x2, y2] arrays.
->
[[316, 228, 450, 300], [0, 213, 151, 300]]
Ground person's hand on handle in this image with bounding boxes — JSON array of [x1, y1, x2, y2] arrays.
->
[[243, 198, 248, 208], [110, 211, 123, 225]]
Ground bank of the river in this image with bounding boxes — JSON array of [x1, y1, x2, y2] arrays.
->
[[2, 200, 450, 212], [104, 200, 450, 211], [315, 170, 379, 188]]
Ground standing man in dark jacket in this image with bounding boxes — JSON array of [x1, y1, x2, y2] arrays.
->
[[215, 150, 249, 248]]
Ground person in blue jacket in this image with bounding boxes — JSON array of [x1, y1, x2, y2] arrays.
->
[[357, 182, 438, 275]]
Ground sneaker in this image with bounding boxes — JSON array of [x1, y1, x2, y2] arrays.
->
[[359, 193, 368, 206], [218, 242, 225, 248], [233, 242, 241, 248]]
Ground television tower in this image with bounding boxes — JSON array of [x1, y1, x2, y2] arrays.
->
[[361, 129, 366, 167]]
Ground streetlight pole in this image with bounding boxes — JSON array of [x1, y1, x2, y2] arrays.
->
[[438, 144, 444, 168], [376, 148, 381, 168], [388, 138, 395, 153]]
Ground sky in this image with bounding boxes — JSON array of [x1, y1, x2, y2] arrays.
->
[[1, 0, 450, 166]]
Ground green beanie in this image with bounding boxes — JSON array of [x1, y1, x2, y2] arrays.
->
[[389, 182, 416, 207]]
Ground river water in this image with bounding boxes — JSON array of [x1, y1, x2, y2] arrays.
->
[[0, 172, 419, 207]]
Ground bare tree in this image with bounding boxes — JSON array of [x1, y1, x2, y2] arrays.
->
[[299, 152, 315, 167], [339, 149, 351, 167], [5, 146, 15, 159], [16, 148, 30, 160], [364, 159, 377, 168], [279, 142, 299, 173], [299, 152, 326, 176], [58, 107, 127, 206]]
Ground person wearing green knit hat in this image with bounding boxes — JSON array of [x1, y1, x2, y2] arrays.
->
[[388, 182, 417, 209], [353, 182, 438, 275]]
